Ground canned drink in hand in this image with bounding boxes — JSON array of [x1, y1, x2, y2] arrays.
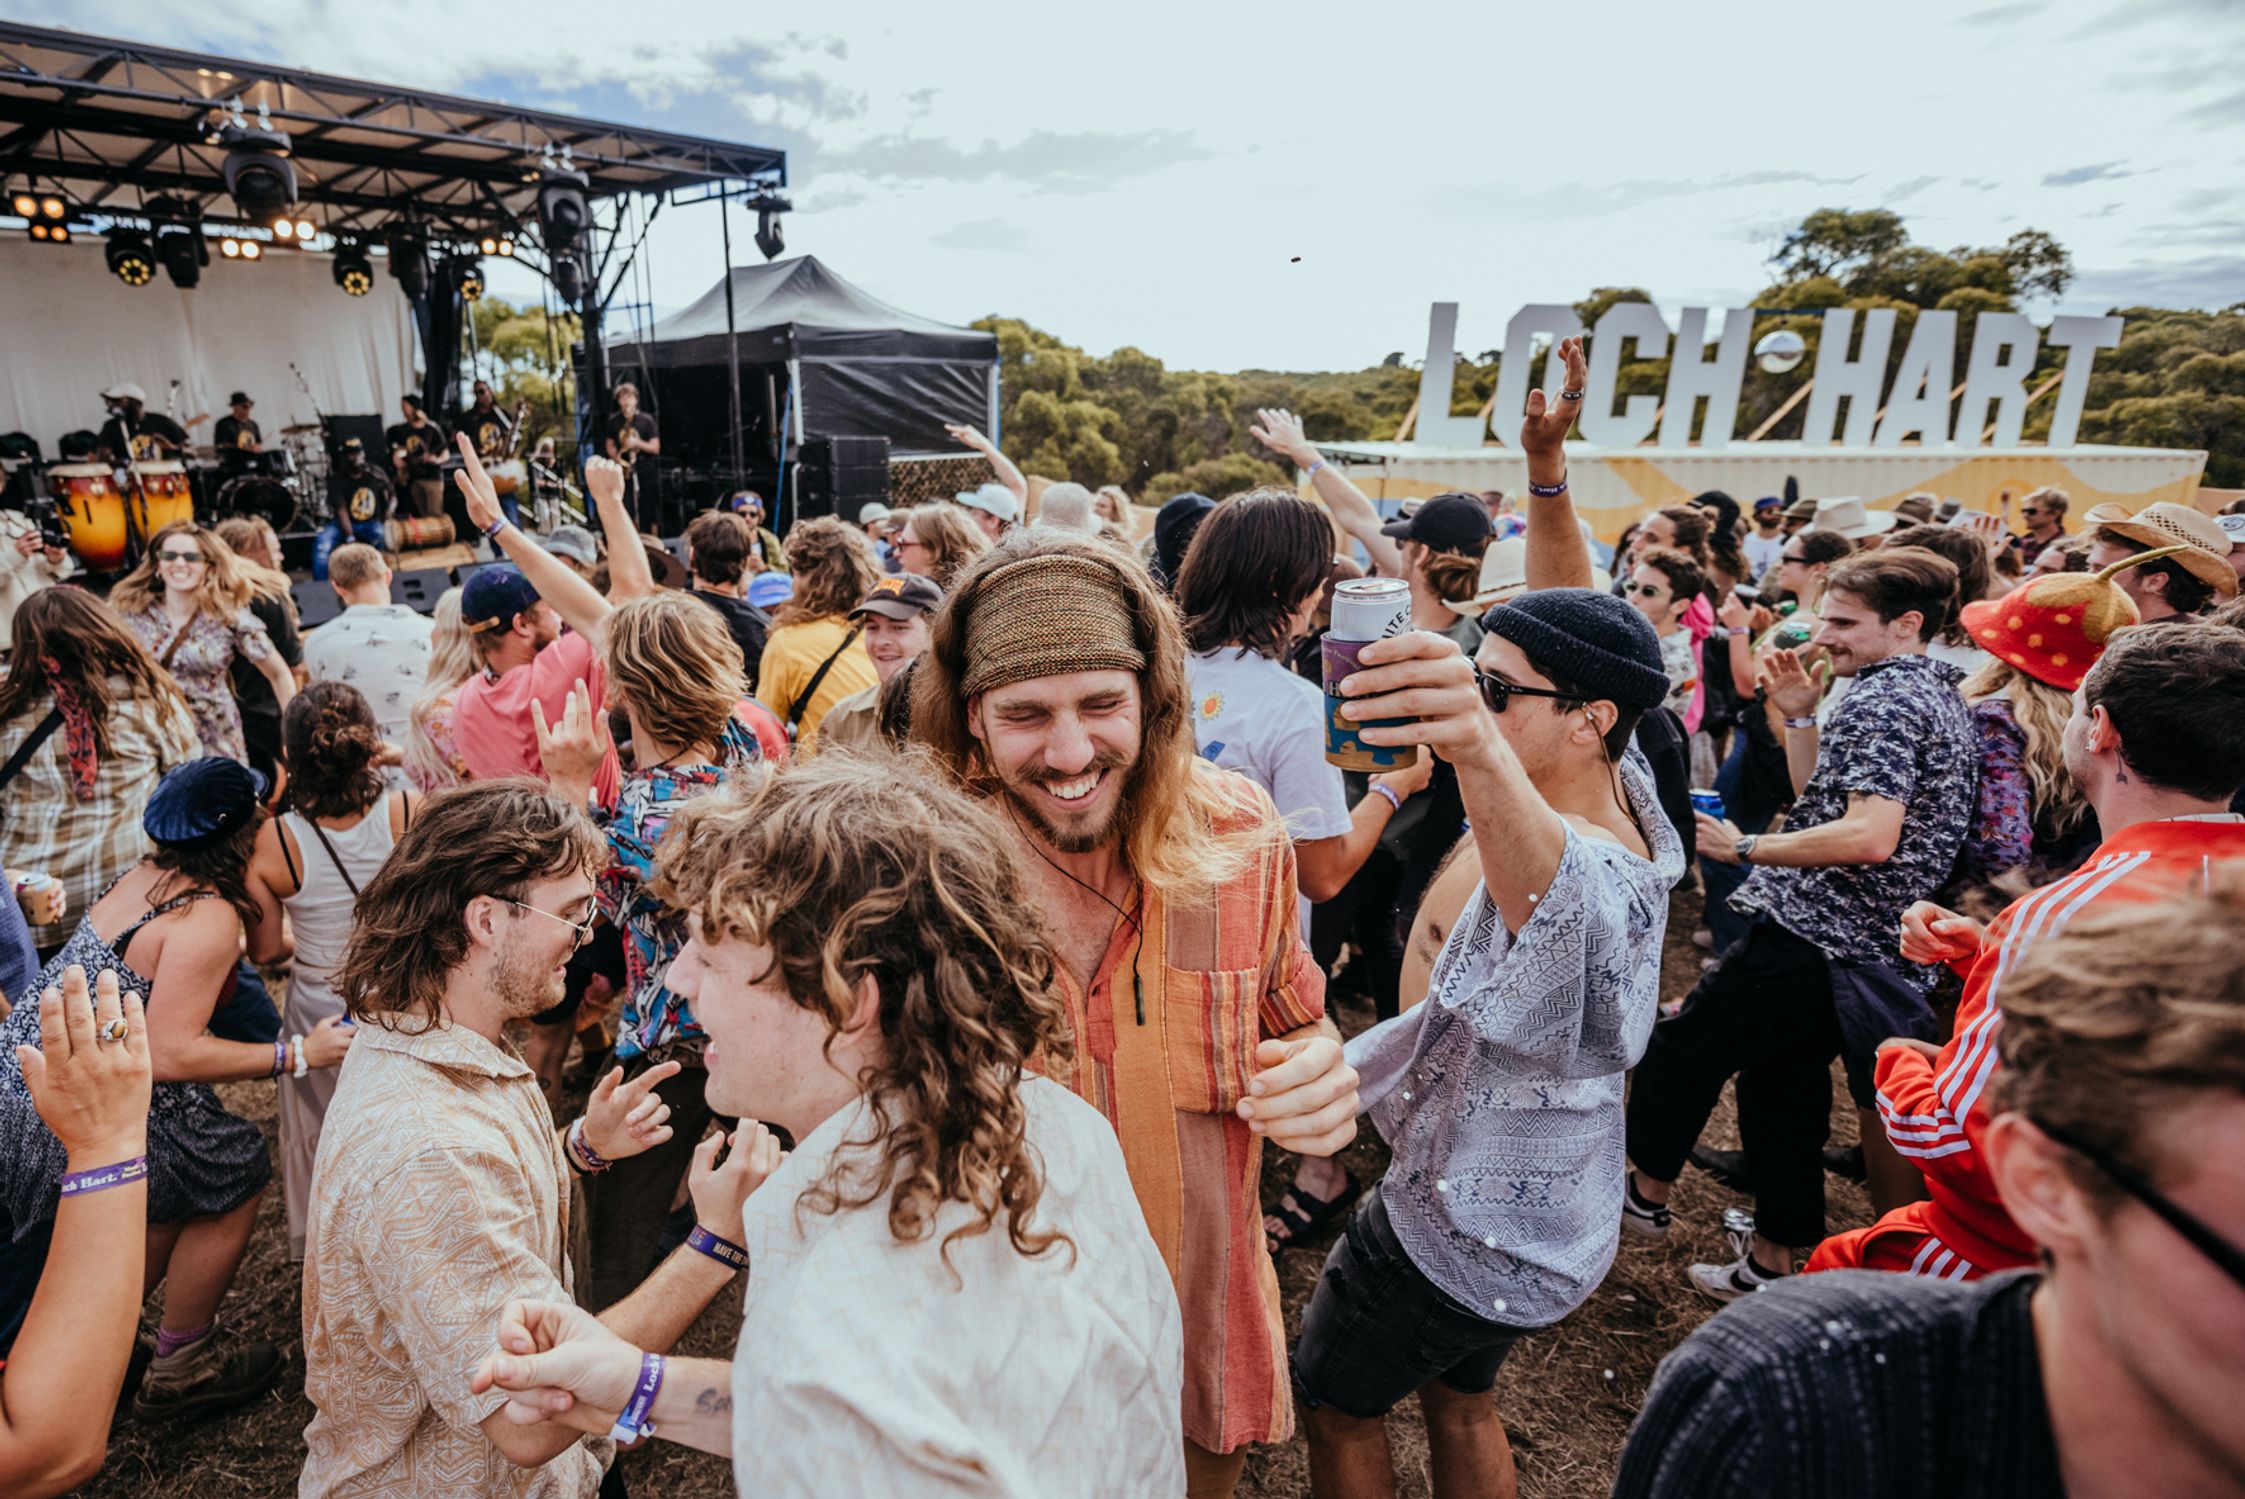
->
[[1689, 789, 1725, 821], [1321, 578, 1417, 772]]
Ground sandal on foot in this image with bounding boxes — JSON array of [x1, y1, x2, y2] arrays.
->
[[1264, 1171, 1361, 1255]]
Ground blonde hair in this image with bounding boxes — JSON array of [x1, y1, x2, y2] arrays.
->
[[605, 591, 745, 752], [327, 543, 388, 593], [1961, 658, 2091, 839], [773, 516, 882, 628], [912, 530, 1259, 894], [109, 520, 257, 621], [214, 517, 292, 603], [404, 588, 475, 792], [903, 503, 990, 590]]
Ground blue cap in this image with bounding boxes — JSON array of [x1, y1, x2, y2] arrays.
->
[[144, 757, 268, 849], [461, 563, 542, 636], [1754, 494, 1784, 512], [747, 571, 794, 611]]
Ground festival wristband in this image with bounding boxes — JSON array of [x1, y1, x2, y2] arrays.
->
[[608, 1352, 664, 1444], [1369, 783, 1404, 814], [481, 516, 510, 541], [567, 1117, 611, 1175], [1528, 473, 1569, 498], [60, 1156, 148, 1197], [685, 1225, 750, 1272], [272, 1041, 288, 1078], [1303, 459, 1326, 479], [1782, 715, 1817, 730]]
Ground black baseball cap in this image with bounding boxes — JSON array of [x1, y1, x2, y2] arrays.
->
[[851, 572, 943, 621], [1380, 493, 1493, 556]]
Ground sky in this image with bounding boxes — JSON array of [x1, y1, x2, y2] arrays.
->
[[21, 0, 2245, 371]]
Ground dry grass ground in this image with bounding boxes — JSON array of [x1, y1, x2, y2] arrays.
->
[[80, 885, 1872, 1498]]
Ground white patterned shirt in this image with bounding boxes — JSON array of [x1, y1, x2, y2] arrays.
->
[[1347, 750, 1684, 1327], [730, 1076, 1184, 1497], [304, 604, 436, 753]]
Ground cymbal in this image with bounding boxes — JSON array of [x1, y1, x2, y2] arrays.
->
[[280, 422, 324, 435]]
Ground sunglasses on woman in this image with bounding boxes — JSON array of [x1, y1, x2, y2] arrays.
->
[[2035, 1117, 2245, 1292], [1475, 669, 1581, 715], [156, 549, 206, 565]]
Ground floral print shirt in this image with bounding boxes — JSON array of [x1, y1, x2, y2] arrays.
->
[[124, 604, 273, 762]]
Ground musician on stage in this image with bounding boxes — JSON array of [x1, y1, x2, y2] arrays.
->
[[93, 383, 188, 465], [384, 395, 449, 520], [313, 437, 393, 581], [212, 392, 262, 460], [603, 380, 659, 523], [455, 379, 513, 461]]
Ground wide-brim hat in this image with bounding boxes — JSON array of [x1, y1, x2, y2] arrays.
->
[[1808, 496, 1899, 539], [1443, 536, 1528, 616], [2083, 502, 2240, 597], [1959, 546, 2184, 691]]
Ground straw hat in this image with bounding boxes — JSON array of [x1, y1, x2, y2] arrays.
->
[[1959, 546, 2184, 691], [1444, 537, 1528, 615], [1807, 496, 1899, 539], [2082, 503, 2240, 597]]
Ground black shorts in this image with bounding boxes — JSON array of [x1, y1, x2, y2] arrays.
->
[[1292, 1186, 1524, 1418]]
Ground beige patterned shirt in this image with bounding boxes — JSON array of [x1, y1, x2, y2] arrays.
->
[[299, 1018, 610, 1499]]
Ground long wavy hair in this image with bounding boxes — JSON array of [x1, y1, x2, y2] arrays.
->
[[902, 503, 990, 590], [0, 587, 193, 755], [651, 750, 1074, 1269], [911, 529, 1256, 894], [1962, 658, 2091, 839], [1176, 487, 1333, 659], [214, 517, 294, 605], [605, 591, 745, 753], [108, 520, 257, 621], [150, 813, 265, 931], [283, 681, 387, 821], [405, 589, 475, 792], [772, 517, 882, 628]]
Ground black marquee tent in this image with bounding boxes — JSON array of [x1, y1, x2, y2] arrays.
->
[[606, 256, 999, 469]]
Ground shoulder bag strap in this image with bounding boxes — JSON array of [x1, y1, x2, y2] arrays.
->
[[786, 623, 865, 733], [157, 619, 193, 670], [305, 818, 363, 899], [0, 710, 64, 796]]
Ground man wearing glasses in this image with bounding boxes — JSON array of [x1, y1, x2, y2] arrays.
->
[[1293, 336, 1689, 1499], [1615, 866, 2245, 1498], [2010, 485, 2069, 570]]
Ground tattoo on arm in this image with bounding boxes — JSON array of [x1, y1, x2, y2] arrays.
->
[[694, 1385, 732, 1418]]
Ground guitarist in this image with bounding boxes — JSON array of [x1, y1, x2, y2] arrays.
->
[[603, 380, 659, 527], [455, 379, 514, 463]]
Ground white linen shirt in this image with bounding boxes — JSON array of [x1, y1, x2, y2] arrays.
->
[[303, 603, 436, 750], [730, 1076, 1184, 1498]]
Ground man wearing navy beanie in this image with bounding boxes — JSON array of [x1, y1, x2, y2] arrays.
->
[[1289, 336, 1688, 1499]]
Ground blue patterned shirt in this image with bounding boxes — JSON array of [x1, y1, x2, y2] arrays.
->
[[1347, 750, 1684, 1327], [1731, 653, 1977, 983]]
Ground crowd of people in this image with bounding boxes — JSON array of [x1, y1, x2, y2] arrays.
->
[[0, 361, 2243, 1499]]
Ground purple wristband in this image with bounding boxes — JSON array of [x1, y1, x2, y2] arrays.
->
[[567, 1118, 611, 1175], [1527, 472, 1568, 498], [608, 1351, 664, 1444], [685, 1224, 749, 1272], [59, 1156, 148, 1197], [272, 1041, 287, 1077]]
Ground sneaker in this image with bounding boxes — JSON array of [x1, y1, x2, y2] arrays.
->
[[1687, 1251, 1790, 1303], [1620, 1174, 1672, 1240], [133, 1329, 283, 1422]]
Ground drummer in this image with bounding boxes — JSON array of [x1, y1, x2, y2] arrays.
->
[[454, 380, 512, 461], [213, 392, 262, 472], [313, 438, 393, 582], [93, 383, 188, 466]]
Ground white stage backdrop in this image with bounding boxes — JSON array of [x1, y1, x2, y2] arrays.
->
[[0, 235, 420, 454]]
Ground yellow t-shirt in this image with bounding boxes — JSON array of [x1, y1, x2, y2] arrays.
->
[[755, 615, 878, 748]]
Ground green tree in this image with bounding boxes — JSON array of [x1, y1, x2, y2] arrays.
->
[[1772, 208, 1909, 283], [464, 296, 582, 451], [1140, 452, 1290, 503]]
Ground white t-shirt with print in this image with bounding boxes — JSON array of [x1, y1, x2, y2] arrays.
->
[[303, 603, 436, 751], [1186, 647, 1351, 842]]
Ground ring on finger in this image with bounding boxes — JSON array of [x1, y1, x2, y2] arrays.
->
[[1559, 388, 1585, 402], [97, 1016, 128, 1043]]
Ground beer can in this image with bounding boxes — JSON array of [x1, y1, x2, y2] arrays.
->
[[1322, 578, 1418, 772], [1689, 788, 1725, 820], [1326, 577, 1411, 647]]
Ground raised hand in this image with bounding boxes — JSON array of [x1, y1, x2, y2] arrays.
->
[[1717, 591, 1754, 632], [472, 1297, 640, 1432], [1758, 647, 1824, 719], [585, 456, 627, 513], [581, 1060, 683, 1163], [16, 966, 151, 1164], [531, 679, 611, 802], [1335, 631, 1490, 768], [687, 1122, 788, 1238], [1519, 335, 1586, 472], [1249, 408, 1320, 469], [452, 432, 503, 533], [943, 422, 995, 454]]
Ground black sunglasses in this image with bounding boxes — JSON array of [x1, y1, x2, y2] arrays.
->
[[1475, 669, 1580, 715], [2036, 1117, 2245, 1292]]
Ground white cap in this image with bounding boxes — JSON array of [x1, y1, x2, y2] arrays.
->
[[2217, 512, 2245, 553], [857, 502, 894, 526], [101, 381, 149, 404], [956, 483, 1020, 524]]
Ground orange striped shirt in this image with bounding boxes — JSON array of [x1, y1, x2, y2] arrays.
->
[[1047, 767, 1326, 1454]]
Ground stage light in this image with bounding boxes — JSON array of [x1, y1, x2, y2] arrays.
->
[[751, 193, 792, 262], [9, 192, 34, 217], [28, 222, 49, 241], [551, 246, 585, 307], [220, 124, 297, 222], [38, 196, 64, 220], [479, 235, 498, 255], [295, 217, 315, 241], [536, 167, 590, 255], [455, 258, 486, 301], [333, 242, 374, 295], [274, 217, 295, 240], [241, 239, 262, 260], [385, 224, 429, 298], [220, 236, 241, 258], [144, 196, 207, 289], [106, 232, 157, 286], [497, 236, 514, 258]]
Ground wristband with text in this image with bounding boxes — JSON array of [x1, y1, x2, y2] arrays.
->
[[1303, 459, 1326, 479], [686, 1224, 751, 1272], [1527, 473, 1569, 498], [567, 1117, 611, 1175], [1782, 715, 1817, 730], [272, 1040, 288, 1078], [1368, 782, 1404, 813], [59, 1156, 148, 1197], [608, 1352, 665, 1444], [481, 516, 510, 541]]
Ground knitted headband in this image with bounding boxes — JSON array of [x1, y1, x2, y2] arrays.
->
[[961, 553, 1147, 697]]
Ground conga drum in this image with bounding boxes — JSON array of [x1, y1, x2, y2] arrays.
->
[[127, 461, 197, 548], [383, 515, 456, 552], [47, 463, 128, 570]]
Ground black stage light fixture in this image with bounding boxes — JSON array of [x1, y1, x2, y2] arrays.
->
[[27, 222, 70, 244], [332, 241, 374, 296], [453, 257, 486, 302], [220, 124, 297, 222], [551, 244, 586, 307], [7, 190, 34, 218], [384, 224, 429, 298], [145, 196, 208, 289], [536, 167, 590, 255], [106, 231, 157, 286], [752, 194, 791, 261]]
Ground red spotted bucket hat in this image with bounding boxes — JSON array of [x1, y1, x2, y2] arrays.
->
[[1959, 546, 2185, 691]]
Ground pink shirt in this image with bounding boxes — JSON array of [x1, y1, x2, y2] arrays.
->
[[451, 630, 620, 806]]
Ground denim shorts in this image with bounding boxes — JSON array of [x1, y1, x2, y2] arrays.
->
[[1292, 1185, 1524, 1418]]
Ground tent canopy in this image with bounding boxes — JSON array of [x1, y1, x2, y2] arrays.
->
[[608, 256, 997, 457]]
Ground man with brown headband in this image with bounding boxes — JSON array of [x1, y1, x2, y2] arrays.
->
[[300, 781, 769, 1499], [1617, 868, 2245, 1499], [471, 753, 1185, 1495], [911, 529, 1354, 1497]]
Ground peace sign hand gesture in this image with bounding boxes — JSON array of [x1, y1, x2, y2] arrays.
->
[[453, 432, 503, 534], [1519, 335, 1586, 478]]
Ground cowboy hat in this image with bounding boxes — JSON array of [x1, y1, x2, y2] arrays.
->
[[2082, 502, 2239, 597]]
